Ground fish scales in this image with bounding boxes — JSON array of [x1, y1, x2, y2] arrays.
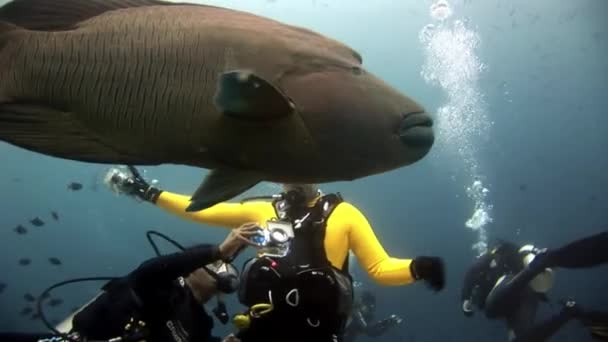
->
[[8, 8, 227, 156]]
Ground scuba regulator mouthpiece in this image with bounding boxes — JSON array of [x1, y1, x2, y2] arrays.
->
[[204, 262, 240, 294]]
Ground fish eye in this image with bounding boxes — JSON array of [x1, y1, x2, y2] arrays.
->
[[351, 66, 362, 75]]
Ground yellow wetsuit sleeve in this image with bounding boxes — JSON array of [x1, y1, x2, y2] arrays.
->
[[324, 202, 416, 286], [155, 191, 276, 228]]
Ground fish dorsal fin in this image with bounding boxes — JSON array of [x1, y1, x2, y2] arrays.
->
[[0, 0, 182, 31], [215, 70, 295, 121]]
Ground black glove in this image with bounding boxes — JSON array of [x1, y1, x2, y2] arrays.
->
[[411, 256, 445, 292], [114, 166, 162, 203]]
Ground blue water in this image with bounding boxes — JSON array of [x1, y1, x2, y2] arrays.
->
[[1, 0, 606, 341]]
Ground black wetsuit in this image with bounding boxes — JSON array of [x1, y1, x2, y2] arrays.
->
[[0, 244, 223, 342], [236, 194, 354, 342], [462, 231, 608, 341]]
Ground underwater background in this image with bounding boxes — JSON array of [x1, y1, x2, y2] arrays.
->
[[0, 0, 606, 340]]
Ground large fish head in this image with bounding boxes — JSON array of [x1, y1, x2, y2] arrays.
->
[[278, 55, 435, 181]]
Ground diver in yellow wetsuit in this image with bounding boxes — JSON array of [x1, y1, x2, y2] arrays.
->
[[106, 166, 445, 342]]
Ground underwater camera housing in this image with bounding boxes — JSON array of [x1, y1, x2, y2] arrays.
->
[[250, 221, 295, 258], [103, 166, 135, 195]]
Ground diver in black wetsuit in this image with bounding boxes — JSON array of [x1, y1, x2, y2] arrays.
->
[[461, 231, 608, 341], [343, 290, 403, 342], [0, 224, 258, 342]]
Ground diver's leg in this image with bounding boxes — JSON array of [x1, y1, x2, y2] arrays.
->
[[577, 308, 608, 340], [489, 231, 608, 313], [542, 231, 608, 268], [505, 292, 538, 341], [484, 272, 543, 320], [510, 301, 574, 342]]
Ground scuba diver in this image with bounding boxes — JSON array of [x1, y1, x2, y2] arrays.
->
[[461, 231, 608, 341], [0, 224, 256, 342], [103, 166, 446, 342], [343, 290, 403, 342]]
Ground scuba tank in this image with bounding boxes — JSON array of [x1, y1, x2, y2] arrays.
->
[[519, 244, 555, 293]]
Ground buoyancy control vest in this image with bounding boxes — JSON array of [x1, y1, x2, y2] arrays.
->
[[237, 193, 354, 341]]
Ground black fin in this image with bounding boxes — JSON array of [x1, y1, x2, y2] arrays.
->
[[0, 103, 156, 165], [0, 0, 174, 31], [186, 168, 263, 212], [215, 70, 294, 121]]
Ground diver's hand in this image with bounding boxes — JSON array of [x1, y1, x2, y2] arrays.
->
[[389, 314, 403, 325], [222, 334, 241, 342], [219, 223, 259, 261], [125, 166, 162, 203], [462, 299, 474, 317], [411, 256, 445, 292], [106, 165, 162, 203]]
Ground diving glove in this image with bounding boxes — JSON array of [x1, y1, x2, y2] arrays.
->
[[411, 256, 445, 292], [127, 166, 163, 203]]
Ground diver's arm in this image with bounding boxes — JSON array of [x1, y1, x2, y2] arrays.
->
[[364, 316, 401, 337], [461, 254, 491, 301], [155, 192, 274, 228], [460, 254, 491, 316], [106, 166, 273, 228], [327, 202, 415, 286], [129, 244, 222, 286]]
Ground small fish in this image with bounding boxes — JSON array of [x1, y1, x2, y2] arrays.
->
[[51, 211, 59, 220], [20, 307, 33, 316], [30, 217, 45, 227], [48, 298, 64, 307], [48, 257, 62, 266], [41, 292, 51, 300], [14, 224, 27, 235], [12, 177, 21, 182], [67, 182, 83, 191], [590, 194, 597, 201], [519, 184, 528, 191], [30, 313, 41, 320], [24, 293, 35, 302], [18, 258, 31, 266], [0, 282, 6, 293]]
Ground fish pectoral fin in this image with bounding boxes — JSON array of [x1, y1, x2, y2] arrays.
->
[[186, 168, 263, 212], [0, 0, 175, 31], [0, 103, 152, 164], [215, 70, 295, 121]]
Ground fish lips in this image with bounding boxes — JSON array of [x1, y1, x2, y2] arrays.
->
[[398, 111, 434, 148]]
